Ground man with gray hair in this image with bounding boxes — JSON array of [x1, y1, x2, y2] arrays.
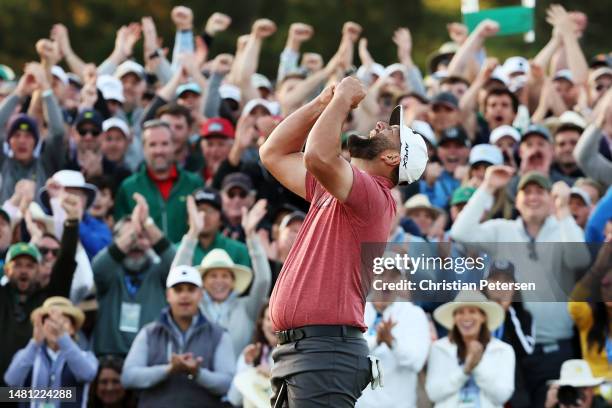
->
[[92, 193, 176, 356], [114, 119, 203, 243]]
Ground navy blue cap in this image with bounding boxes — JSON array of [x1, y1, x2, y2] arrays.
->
[[431, 92, 459, 110], [74, 109, 103, 130], [8, 114, 39, 144]]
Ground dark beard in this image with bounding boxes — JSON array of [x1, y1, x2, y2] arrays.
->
[[347, 134, 394, 160]]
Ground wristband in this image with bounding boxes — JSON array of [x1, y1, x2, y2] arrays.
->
[[145, 217, 155, 227], [42, 89, 54, 98]]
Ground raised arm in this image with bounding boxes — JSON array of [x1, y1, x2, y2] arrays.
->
[[447, 20, 499, 81], [546, 5, 588, 87], [304, 77, 365, 202], [277, 23, 314, 84], [260, 86, 335, 199], [97, 23, 141, 76], [51, 24, 87, 79]]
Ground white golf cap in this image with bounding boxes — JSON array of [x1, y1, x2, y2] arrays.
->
[[558, 110, 587, 130], [569, 187, 592, 206], [251, 73, 272, 90], [97, 75, 125, 103], [411, 120, 437, 147], [490, 66, 509, 86], [489, 125, 521, 145], [51, 65, 68, 85], [553, 69, 573, 83], [176, 82, 202, 97], [166, 265, 202, 288], [356, 63, 385, 85], [389, 105, 428, 184], [115, 60, 145, 80], [503, 56, 530, 76], [469, 144, 503, 166], [102, 117, 130, 137], [219, 84, 241, 103], [242, 98, 280, 116], [384, 63, 407, 78]]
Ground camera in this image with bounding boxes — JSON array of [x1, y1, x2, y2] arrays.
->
[[557, 385, 583, 407]]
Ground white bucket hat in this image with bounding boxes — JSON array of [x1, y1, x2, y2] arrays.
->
[[552, 359, 604, 388], [39, 170, 98, 211], [198, 249, 253, 295], [389, 105, 429, 185], [28, 202, 55, 234], [433, 290, 505, 331]]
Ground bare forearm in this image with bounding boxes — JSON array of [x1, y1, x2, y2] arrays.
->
[[533, 37, 561, 75], [447, 35, 484, 78], [236, 37, 262, 87], [281, 68, 330, 113], [561, 34, 588, 86], [262, 97, 325, 157], [64, 49, 87, 79], [305, 98, 349, 162]]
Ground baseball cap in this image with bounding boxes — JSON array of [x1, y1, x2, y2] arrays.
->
[[521, 124, 552, 143], [51, 66, 68, 85], [102, 117, 130, 137], [193, 188, 221, 211], [384, 63, 407, 78], [489, 125, 521, 145], [439, 126, 469, 147], [75, 109, 103, 130], [570, 187, 592, 206], [115, 60, 145, 80], [431, 92, 459, 110], [242, 98, 278, 117], [8, 114, 39, 143], [279, 211, 306, 230], [97, 75, 125, 103], [450, 186, 476, 206], [0, 208, 11, 224], [251, 73, 272, 90], [589, 54, 611, 69], [517, 171, 552, 192], [556, 111, 587, 133], [489, 67, 510, 87], [67, 73, 82, 88], [6, 242, 41, 264], [200, 117, 235, 139], [219, 84, 241, 103], [589, 66, 612, 83], [469, 144, 503, 166], [166, 265, 202, 288], [411, 120, 437, 147], [427, 42, 460, 74], [176, 82, 202, 97], [388, 105, 429, 185], [0, 64, 15, 81], [502, 56, 529, 76], [356, 63, 385, 85], [222, 173, 253, 193], [553, 69, 574, 84]]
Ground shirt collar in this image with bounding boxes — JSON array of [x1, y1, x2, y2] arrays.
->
[[147, 164, 178, 182]]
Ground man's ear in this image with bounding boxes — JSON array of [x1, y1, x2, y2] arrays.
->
[[381, 151, 400, 167]]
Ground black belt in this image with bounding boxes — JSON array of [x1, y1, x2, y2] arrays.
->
[[276, 325, 363, 345]]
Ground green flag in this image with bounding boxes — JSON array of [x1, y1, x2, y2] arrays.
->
[[463, 6, 534, 36]]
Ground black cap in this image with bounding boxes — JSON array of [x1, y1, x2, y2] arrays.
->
[[75, 109, 103, 130], [439, 126, 469, 147], [431, 92, 459, 110], [193, 188, 221, 211], [221, 173, 253, 193]]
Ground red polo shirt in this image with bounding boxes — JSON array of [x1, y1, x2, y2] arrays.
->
[[147, 165, 178, 200], [269, 165, 396, 332]]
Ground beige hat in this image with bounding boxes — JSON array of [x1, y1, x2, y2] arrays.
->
[[404, 194, 442, 219], [198, 249, 253, 295], [552, 359, 604, 387], [28, 202, 55, 235], [433, 290, 505, 331], [32, 296, 85, 330]]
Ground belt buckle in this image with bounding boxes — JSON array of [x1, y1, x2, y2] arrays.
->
[[277, 330, 288, 344], [292, 328, 305, 341]]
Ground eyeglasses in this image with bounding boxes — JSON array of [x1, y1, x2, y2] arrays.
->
[[77, 128, 101, 137], [227, 190, 248, 199], [38, 247, 60, 257]]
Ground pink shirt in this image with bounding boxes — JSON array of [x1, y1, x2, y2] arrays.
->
[[270, 165, 396, 332]]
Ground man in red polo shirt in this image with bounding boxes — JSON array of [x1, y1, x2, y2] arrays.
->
[[260, 76, 428, 406]]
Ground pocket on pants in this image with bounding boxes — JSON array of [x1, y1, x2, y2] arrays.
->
[[353, 355, 373, 397]]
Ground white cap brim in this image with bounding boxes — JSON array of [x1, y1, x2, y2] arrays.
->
[[389, 105, 428, 185]]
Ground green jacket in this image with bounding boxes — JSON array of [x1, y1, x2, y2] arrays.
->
[[114, 165, 203, 243], [192, 232, 251, 267]]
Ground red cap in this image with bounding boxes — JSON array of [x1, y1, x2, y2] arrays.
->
[[200, 117, 235, 139]]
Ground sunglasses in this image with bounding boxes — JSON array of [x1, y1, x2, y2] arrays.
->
[[38, 247, 60, 257], [77, 128, 101, 137], [227, 190, 248, 199]]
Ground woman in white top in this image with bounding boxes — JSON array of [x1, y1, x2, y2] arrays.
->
[[426, 290, 515, 408]]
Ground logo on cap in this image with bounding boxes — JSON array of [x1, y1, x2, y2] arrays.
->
[[402, 142, 410, 169], [209, 123, 223, 132], [85, 111, 93, 119], [19, 123, 29, 131]]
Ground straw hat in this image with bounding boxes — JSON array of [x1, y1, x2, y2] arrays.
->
[[198, 249, 253, 295], [551, 360, 605, 388], [433, 290, 505, 331], [404, 194, 442, 219], [31, 296, 85, 330]]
